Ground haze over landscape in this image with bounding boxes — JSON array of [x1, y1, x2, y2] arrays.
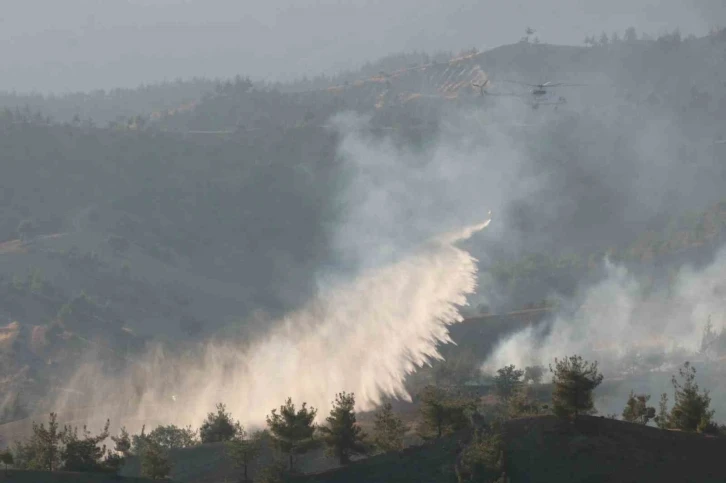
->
[[2, 1, 726, 482], [1, 0, 725, 92]]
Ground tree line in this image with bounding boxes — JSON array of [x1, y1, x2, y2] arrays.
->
[[1, 353, 722, 482], [0, 392, 409, 481]]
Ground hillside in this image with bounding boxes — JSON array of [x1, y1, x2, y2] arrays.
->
[[3, 32, 726, 435], [293, 416, 726, 483]]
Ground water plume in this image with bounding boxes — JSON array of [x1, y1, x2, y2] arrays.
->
[[56, 218, 490, 432]]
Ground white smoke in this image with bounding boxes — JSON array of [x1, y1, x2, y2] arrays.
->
[[482, 250, 726, 378]]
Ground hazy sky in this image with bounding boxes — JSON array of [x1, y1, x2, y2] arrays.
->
[[1, 0, 724, 93]]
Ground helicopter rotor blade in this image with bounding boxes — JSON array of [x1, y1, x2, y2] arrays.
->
[[542, 82, 587, 88], [502, 79, 539, 87]]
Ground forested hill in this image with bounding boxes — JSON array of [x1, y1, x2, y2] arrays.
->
[[3, 29, 726, 420]]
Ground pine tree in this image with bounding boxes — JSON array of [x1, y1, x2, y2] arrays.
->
[[225, 429, 263, 483], [199, 403, 243, 443], [668, 362, 714, 432], [494, 365, 524, 402], [33, 413, 67, 471], [372, 402, 406, 452], [655, 393, 670, 429], [417, 386, 473, 440], [105, 427, 131, 473], [266, 398, 317, 472], [319, 392, 367, 465], [550, 355, 603, 420], [60, 419, 111, 472], [621, 391, 655, 425]]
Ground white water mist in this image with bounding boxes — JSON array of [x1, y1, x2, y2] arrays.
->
[[53, 219, 490, 434]]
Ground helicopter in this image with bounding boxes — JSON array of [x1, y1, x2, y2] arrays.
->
[[471, 79, 526, 99], [504, 80, 586, 98]]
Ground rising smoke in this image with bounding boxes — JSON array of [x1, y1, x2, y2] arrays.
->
[[482, 250, 726, 417]]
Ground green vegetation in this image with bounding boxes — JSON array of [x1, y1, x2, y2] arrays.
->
[[5, 31, 726, 483], [318, 392, 367, 465], [140, 441, 171, 480], [266, 398, 318, 472], [199, 403, 242, 444], [550, 355, 604, 420], [225, 429, 263, 483], [0, 449, 13, 474], [656, 361, 715, 433], [417, 386, 474, 440], [138, 425, 199, 450], [10, 413, 124, 474], [455, 422, 505, 483], [372, 402, 407, 453], [622, 391, 656, 425], [493, 365, 524, 402]]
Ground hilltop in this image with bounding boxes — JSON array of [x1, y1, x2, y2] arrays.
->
[[293, 416, 726, 483]]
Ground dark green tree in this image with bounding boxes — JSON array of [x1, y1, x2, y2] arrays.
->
[[32, 412, 67, 471], [494, 365, 524, 402], [621, 391, 655, 425], [0, 449, 13, 475], [318, 392, 367, 465], [147, 425, 199, 449], [225, 429, 263, 483], [456, 422, 505, 483], [266, 398, 317, 472], [550, 355, 603, 420], [655, 393, 670, 429], [140, 441, 171, 480], [667, 362, 714, 432], [60, 419, 112, 472], [104, 427, 131, 473], [372, 402, 406, 452], [131, 425, 150, 455], [199, 403, 243, 443], [417, 386, 473, 440]]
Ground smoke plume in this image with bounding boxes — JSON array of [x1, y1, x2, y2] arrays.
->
[[481, 250, 726, 416]]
